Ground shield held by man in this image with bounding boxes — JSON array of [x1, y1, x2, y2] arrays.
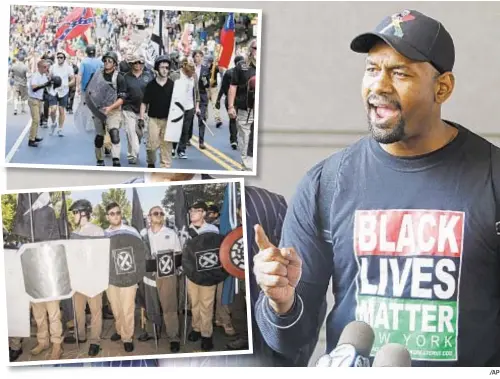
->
[[182, 232, 229, 286], [220, 226, 246, 280], [85, 69, 118, 123], [109, 234, 146, 287], [156, 250, 175, 278]]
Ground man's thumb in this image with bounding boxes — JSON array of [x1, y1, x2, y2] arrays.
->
[[254, 224, 274, 250]]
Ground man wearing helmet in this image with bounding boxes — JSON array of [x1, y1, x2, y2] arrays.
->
[[139, 55, 175, 168], [77, 45, 103, 96], [69, 199, 105, 357], [88, 51, 127, 167], [47, 51, 75, 137]]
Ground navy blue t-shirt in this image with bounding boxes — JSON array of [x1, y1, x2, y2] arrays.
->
[[256, 122, 500, 366]]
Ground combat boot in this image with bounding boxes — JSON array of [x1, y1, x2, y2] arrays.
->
[[49, 343, 63, 360], [30, 343, 50, 356]]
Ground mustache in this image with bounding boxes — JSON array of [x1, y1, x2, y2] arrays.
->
[[366, 94, 402, 110]]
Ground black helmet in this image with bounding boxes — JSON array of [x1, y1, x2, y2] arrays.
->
[[85, 45, 96, 57], [154, 55, 171, 71], [102, 51, 118, 65], [51, 76, 62, 89], [169, 51, 179, 60], [69, 199, 93, 216], [234, 55, 244, 65]]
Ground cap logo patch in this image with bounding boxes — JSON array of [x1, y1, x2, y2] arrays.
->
[[381, 10, 416, 38]]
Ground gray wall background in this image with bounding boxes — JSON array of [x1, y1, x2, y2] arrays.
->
[[6, 1, 500, 365]]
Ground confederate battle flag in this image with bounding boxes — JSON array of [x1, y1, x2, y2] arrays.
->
[[55, 7, 94, 41]]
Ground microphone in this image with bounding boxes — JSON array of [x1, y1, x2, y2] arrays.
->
[[315, 321, 375, 367], [372, 343, 412, 367]]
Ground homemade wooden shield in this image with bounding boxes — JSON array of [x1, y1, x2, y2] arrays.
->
[[164, 80, 186, 142], [109, 234, 146, 287], [220, 227, 246, 280], [182, 232, 228, 286]]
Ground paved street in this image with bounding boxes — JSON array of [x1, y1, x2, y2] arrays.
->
[[4, 91, 245, 172]]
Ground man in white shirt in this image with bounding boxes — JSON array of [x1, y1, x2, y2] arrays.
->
[[104, 202, 142, 353], [48, 51, 75, 136], [69, 199, 105, 357], [142, 206, 182, 353], [27, 59, 51, 147], [186, 201, 219, 351]]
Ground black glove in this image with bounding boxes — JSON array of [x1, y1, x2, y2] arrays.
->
[[215, 100, 220, 110]]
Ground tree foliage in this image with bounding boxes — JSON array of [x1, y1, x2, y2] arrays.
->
[[161, 183, 228, 216], [92, 188, 132, 230], [50, 191, 76, 231], [1, 194, 17, 233]]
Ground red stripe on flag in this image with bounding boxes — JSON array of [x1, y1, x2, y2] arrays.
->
[[218, 28, 234, 69]]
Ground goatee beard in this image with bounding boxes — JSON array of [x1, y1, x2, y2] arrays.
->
[[368, 114, 407, 144]]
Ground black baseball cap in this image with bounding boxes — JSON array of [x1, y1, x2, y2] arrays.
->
[[350, 10, 455, 74], [190, 201, 208, 211]]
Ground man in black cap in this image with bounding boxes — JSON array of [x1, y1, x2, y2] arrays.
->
[[253, 10, 500, 367]]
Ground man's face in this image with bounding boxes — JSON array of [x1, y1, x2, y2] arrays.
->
[[362, 42, 438, 144], [249, 41, 257, 61], [103, 57, 115, 71], [194, 53, 203, 65], [206, 210, 219, 222], [106, 206, 122, 226], [56, 54, 65, 64], [189, 207, 205, 224], [72, 210, 82, 225], [158, 62, 170, 78], [149, 206, 165, 225]]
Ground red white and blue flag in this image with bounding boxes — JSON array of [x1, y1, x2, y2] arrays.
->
[[55, 8, 94, 42], [218, 12, 235, 69]]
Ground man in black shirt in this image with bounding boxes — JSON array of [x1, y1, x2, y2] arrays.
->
[[216, 55, 244, 150], [122, 54, 155, 165], [140, 55, 174, 168], [228, 40, 257, 170], [88, 51, 127, 167]]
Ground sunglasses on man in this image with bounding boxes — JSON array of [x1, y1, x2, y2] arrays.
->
[[108, 210, 122, 217], [57, 56, 65, 60], [150, 211, 165, 217]]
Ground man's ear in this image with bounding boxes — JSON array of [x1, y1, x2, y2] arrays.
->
[[435, 71, 455, 104]]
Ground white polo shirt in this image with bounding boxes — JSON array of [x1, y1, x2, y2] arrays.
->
[[28, 71, 48, 100], [142, 225, 182, 257]]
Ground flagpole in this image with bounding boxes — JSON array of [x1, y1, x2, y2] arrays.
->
[[159, 10, 164, 55], [28, 193, 34, 243]]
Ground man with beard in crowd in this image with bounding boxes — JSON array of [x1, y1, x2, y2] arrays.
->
[[140, 55, 174, 168], [228, 39, 257, 170], [122, 54, 155, 165], [216, 55, 244, 150], [88, 51, 126, 167]]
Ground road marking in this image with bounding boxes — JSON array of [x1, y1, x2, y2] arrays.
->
[[190, 136, 243, 170], [189, 141, 235, 171], [5, 118, 32, 163], [191, 135, 244, 169]]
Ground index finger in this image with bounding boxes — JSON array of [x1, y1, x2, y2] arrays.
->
[[254, 247, 289, 266]]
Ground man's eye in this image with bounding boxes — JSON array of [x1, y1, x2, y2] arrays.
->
[[365, 67, 378, 73], [394, 71, 408, 77]]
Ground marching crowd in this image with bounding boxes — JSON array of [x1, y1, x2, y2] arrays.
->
[[8, 193, 248, 362], [9, 5, 257, 170]]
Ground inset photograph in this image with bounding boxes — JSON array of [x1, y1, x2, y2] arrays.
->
[[2, 178, 250, 365], [5, 4, 260, 174]]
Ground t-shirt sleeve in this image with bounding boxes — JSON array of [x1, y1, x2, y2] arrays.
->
[[117, 74, 127, 99], [254, 160, 334, 361], [230, 64, 241, 86]]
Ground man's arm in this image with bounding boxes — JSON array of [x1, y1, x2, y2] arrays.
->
[[106, 74, 126, 112], [217, 70, 230, 103], [228, 65, 240, 116], [254, 163, 333, 360], [140, 81, 151, 119]]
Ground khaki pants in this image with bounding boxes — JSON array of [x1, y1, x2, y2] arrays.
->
[[28, 98, 42, 141], [209, 87, 221, 122], [186, 278, 216, 338], [122, 110, 141, 160], [31, 300, 63, 345], [215, 282, 232, 327], [74, 292, 103, 344], [156, 276, 179, 342], [9, 337, 22, 350], [147, 117, 172, 168], [106, 285, 137, 343], [236, 109, 254, 162], [93, 108, 122, 160]]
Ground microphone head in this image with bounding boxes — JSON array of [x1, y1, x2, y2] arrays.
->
[[372, 343, 412, 367], [337, 320, 375, 357]]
